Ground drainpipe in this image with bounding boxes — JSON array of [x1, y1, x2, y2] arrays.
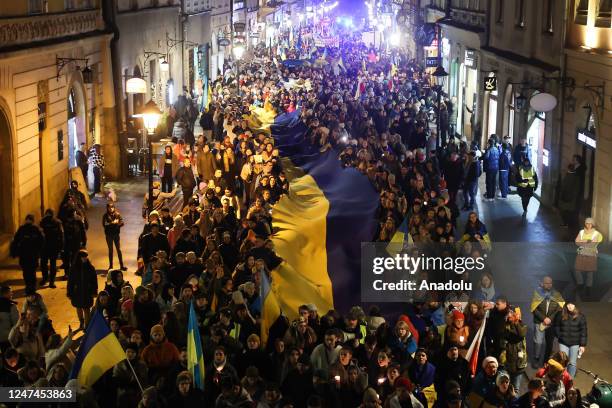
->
[[102, 0, 123, 133], [554, 0, 571, 208]]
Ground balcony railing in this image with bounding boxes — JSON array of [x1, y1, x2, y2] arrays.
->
[[0, 9, 103, 49]]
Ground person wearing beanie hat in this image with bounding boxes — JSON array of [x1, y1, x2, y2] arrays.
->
[[472, 357, 499, 397], [112, 342, 148, 407], [235, 332, 271, 379], [544, 359, 567, 407], [239, 365, 264, 402], [445, 310, 470, 357], [575, 216, 603, 298], [483, 370, 517, 408], [434, 344, 470, 396], [141, 323, 179, 384], [168, 370, 206, 406]]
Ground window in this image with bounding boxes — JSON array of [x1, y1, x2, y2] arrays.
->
[[64, 0, 75, 9], [543, 0, 554, 33], [575, 0, 589, 24], [596, 0, 611, 26], [28, 0, 47, 14], [496, 0, 504, 22], [515, 0, 525, 27]]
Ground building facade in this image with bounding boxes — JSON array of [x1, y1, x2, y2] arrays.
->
[[562, 0, 611, 238], [0, 0, 117, 259], [114, 0, 183, 127], [424, 0, 487, 144]]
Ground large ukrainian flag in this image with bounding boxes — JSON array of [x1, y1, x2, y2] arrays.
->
[[263, 110, 379, 321], [69, 311, 125, 387]]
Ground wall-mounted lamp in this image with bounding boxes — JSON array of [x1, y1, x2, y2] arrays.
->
[[56, 56, 93, 83]]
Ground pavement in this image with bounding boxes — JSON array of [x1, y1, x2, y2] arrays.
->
[[1, 172, 611, 392]]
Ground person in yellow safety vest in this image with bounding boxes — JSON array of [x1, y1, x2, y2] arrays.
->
[[218, 307, 242, 342], [341, 312, 368, 347], [517, 157, 538, 215]]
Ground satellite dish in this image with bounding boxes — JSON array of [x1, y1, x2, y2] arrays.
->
[[530, 92, 557, 112]]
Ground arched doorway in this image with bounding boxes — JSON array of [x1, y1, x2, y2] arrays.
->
[[0, 107, 14, 234], [67, 86, 86, 169]]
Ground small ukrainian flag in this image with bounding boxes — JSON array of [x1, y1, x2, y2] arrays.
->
[[69, 311, 125, 387]]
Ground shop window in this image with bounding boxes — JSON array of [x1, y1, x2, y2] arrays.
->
[[496, 0, 504, 23], [595, 0, 611, 27], [575, 0, 589, 24], [543, 0, 554, 33], [515, 0, 525, 27]]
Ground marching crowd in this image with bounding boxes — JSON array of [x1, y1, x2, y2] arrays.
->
[[1, 37, 600, 408]]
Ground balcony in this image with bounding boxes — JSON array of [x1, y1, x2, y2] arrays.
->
[[0, 9, 104, 50]]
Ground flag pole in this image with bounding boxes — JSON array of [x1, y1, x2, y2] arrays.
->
[[125, 356, 145, 393]]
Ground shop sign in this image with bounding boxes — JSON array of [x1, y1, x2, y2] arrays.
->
[[577, 130, 596, 149], [218, 37, 231, 46], [465, 49, 478, 68], [483, 76, 497, 92], [425, 57, 438, 68]]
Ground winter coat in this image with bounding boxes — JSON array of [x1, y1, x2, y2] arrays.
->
[[499, 148, 512, 171], [141, 339, 180, 370], [0, 297, 19, 343], [464, 160, 482, 184], [175, 166, 197, 191], [40, 215, 64, 255], [10, 223, 44, 265], [501, 321, 528, 374], [63, 218, 87, 252], [134, 299, 161, 341], [553, 313, 587, 347], [484, 146, 501, 172], [196, 150, 217, 181], [408, 361, 436, 388], [138, 232, 170, 263], [102, 211, 124, 236], [434, 356, 470, 395], [168, 388, 206, 407], [558, 170, 582, 212], [67, 259, 97, 308]]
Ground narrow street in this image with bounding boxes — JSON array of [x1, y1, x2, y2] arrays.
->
[[0, 176, 610, 390]]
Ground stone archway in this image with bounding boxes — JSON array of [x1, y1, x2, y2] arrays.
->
[[0, 106, 14, 235]]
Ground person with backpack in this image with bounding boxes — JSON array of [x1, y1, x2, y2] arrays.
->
[[10, 215, 44, 293], [39, 209, 64, 288]]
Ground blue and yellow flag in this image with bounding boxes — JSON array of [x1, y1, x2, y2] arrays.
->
[[69, 311, 125, 387], [386, 216, 413, 256], [260, 270, 281, 347], [187, 301, 205, 390], [257, 110, 379, 320]]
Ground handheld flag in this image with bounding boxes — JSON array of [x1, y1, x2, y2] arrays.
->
[[465, 311, 488, 377], [386, 216, 413, 256], [69, 311, 125, 387], [260, 270, 281, 347], [187, 301, 205, 390]]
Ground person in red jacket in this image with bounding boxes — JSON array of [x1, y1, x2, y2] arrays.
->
[[141, 324, 180, 384]]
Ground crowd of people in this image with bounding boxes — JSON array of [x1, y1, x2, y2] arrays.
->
[[1, 35, 601, 408]]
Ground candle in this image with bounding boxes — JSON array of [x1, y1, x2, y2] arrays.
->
[[459, 335, 465, 342], [378, 378, 385, 385], [334, 375, 341, 382]]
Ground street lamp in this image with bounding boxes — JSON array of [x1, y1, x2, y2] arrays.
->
[[133, 100, 162, 213], [432, 65, 449, 148]]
